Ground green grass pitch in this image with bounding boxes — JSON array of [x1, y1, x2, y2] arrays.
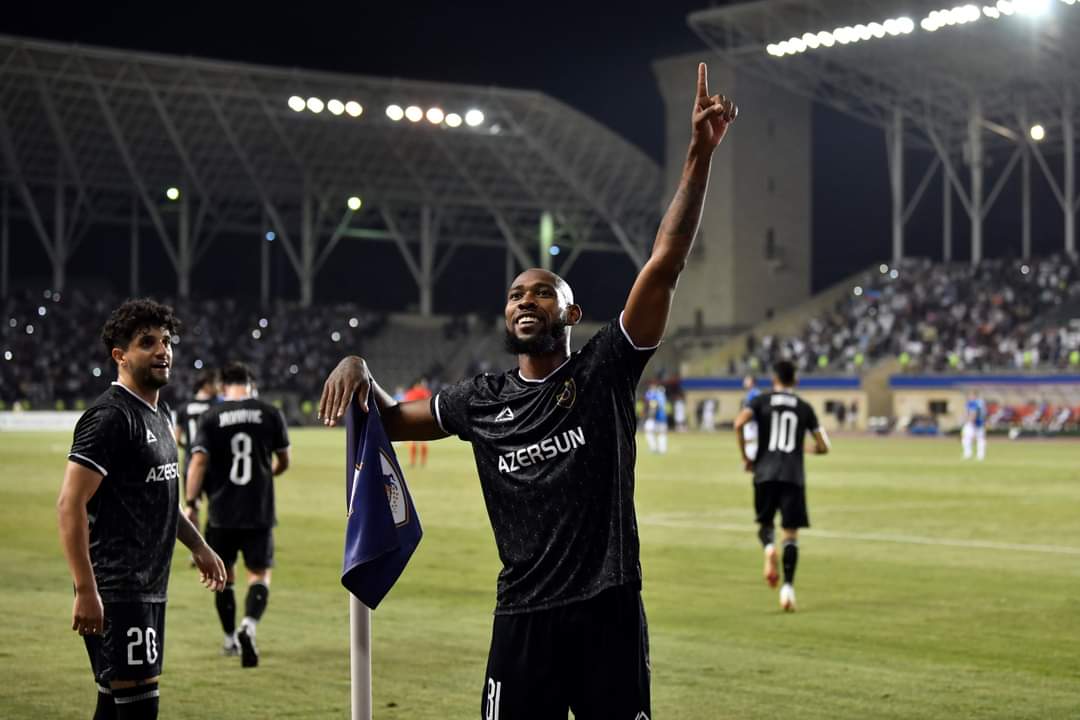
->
[[2, 430, 1079, 718]]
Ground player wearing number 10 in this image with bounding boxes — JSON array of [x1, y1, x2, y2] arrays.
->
[[734, 360, 829, 612], [185, 362, 290, 667]]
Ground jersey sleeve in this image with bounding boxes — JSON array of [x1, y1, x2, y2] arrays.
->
[[271, 408, 290, 451], [68, 405, 127, 477], [191, 412, 212, 456], [578, 315, 658, 389], [748, 393, 765, 423], [432, 376, 479, 441]]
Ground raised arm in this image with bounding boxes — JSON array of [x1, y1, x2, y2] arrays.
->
[[622, 62, 737, 347], [318, 356, 448, 441]]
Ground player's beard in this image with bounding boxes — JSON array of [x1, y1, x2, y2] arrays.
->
[[136, 363, 170, 390], [504, 317, 568, 356]]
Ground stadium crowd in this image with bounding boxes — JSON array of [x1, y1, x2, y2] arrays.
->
[[733, 256, 1080, 376], [0, 288, 392, 408]]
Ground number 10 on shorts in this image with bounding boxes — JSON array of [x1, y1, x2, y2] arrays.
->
[[485, 677, 502, 720]]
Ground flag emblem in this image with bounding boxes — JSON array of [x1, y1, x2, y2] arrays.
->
[[341, 395, 423, 610]]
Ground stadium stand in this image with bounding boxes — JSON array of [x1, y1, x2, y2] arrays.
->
[[0, 288, 486, 414], [729, 256, 1080, 376]]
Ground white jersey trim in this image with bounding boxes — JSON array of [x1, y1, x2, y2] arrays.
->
[[69, 453, 108, 477], [433, 394, 449, 434], [618, 311, 661, 351], [111, 381, 158, 412], [517, 356, 571, 383]]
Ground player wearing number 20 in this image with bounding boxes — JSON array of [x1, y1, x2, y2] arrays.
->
[[733, 360, 829, 612], [185, 362, 290, 667]]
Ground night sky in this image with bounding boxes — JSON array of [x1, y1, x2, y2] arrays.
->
[[1, 1, 1068, 312]]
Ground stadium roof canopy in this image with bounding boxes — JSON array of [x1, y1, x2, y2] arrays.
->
[[0, 36, 662, 306], [690, 0, 1080, 261]]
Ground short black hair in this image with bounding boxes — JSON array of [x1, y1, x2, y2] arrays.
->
[[221, 361, 253, 386], [101, 298, 180, 359], [773, 360, 797, 387], [193, 368, 220, 393]]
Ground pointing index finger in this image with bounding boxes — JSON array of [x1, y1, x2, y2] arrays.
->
[[697, 62, 708, 99]]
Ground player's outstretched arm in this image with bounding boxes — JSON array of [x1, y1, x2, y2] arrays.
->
[[622, 62, 737, 348], [57, 462, 105, 636], [319, 355, 449, 441]]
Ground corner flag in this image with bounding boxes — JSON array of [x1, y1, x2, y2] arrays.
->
[[342, 395, 422, 609]]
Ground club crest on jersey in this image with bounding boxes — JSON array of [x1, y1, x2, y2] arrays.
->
[[494, 406, 514, 423], [145, 428, 157, 444], [555, 378, 576, 409]]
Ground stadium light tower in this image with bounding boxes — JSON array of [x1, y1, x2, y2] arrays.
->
[[165, 187, 181, 201], [385, 104, 404, 121], [1030, 124, 1046, 141], [347, 196, 363, 211]]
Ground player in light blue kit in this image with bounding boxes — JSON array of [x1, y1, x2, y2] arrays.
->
[[643, 382, 668, 454], [741, 375, 761, 460], [961, 390, 987, 461]]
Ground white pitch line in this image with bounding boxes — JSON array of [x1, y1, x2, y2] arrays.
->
[[641, 516, 1080, 556]]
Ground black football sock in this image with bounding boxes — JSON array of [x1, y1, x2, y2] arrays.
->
[[215, 582, 236, 636], [757, 525, 776, 549], [93, 685, 117, 720], [112, 683, 159, 720], [245, 581, 270, 622], [782, 539, 799, 585]]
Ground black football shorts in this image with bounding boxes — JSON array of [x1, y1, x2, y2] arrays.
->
[[480, 583, 650, 720], [754, 480, 810, 529], [84, 601, 166, 686], [205, 526, 274, 570]]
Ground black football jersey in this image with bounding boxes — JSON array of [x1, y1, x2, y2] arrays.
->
[[68, 382, 179, 602], [192, 398, 290, 529], [175, 396, 216, 473], [434, 316, 655, 615], [748, 391, 820, 486]]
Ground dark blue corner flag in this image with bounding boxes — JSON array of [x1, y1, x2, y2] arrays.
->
[[342, 396, 422, 609]]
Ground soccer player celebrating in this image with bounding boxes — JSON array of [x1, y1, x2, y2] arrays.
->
[[184, 362, 291, 667], [320, 63, 736, 718], [962, 390, 987, 461], [57, 298, 226, 720], [734, 360, 829, 612]]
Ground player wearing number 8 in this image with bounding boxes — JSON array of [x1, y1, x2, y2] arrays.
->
[[185, 362, 290, 667], [733, 360, 829, 612]]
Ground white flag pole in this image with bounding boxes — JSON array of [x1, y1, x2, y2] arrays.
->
[[350, 594, 373, 720]]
